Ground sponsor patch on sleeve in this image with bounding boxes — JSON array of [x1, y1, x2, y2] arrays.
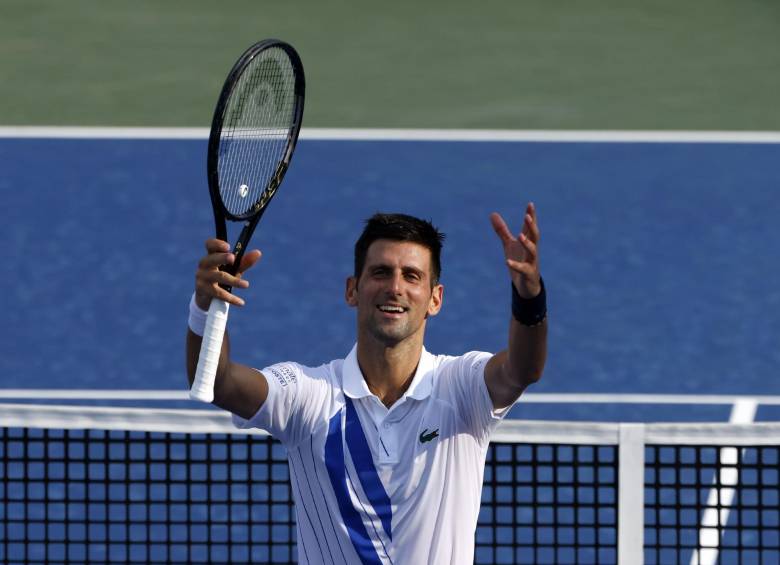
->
[[472, 355, 489, 377], [268, 365, 297, 388]]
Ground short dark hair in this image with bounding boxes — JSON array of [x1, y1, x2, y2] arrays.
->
[[354, 213, 445, 284]]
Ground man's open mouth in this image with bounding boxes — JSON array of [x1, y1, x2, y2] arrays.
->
[[377, 305, 407, 314]]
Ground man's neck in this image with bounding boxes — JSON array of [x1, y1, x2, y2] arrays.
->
[[355, 336, 423, 408]]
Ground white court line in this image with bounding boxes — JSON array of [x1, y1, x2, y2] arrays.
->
[[1, 126, 780, 143], [690, 399, 758, 565], [302, 129, 780, 143], [0, 389, 190, 400], [0, 126, 209, 139], [521, 393, 780, 405]]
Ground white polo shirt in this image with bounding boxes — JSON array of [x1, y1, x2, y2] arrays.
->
[[233, 345, 510, 564]]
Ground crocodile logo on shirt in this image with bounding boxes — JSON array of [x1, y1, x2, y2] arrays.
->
[[419, 428, 439, 444]]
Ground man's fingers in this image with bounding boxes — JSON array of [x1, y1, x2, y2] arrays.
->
[[198, 250, 262, 273], [195, 240, 258, 309], [205, 238, 231, 253], [520, 208, 540, 243], [196, 279, 246, 306], [212, 287, 246, 307], [199, 252, 235, 270], [506, 258, 535, 278], [194, 285, 246, 308], [202, 269, 249, 290], [490, 212, 515, 245], [196, 272, 247, 306], [495, 206, 540, 245], [519, 232, 537, 260], [195, 242, 259, 308], [238, 249, 262, 274], [529, 210, 541, 241], [493, 204, 542, 296]]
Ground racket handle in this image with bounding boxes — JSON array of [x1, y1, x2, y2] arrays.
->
[[190, 299, 230, 403]]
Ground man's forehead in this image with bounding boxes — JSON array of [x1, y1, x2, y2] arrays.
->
[[364, 239, 432, 268]]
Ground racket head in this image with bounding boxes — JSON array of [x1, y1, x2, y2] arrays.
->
[[207, 39, 305, 225]]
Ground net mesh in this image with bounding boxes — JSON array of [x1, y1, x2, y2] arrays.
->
[[478, 443, 618, 564], [1, 411, 779, 564], [217, 46, 298, 218], [1, 428, 294, 564], [646, 445, 780, 565]]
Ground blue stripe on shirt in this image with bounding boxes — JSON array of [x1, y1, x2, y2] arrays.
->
[[324, 408, 384, 565], [344, 397, 393, 540]]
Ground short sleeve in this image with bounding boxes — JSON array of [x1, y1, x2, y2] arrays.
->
[[232, 361, 331, 448], [439, 351, 509, 445]]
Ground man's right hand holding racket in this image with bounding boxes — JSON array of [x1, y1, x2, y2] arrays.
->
[[186, 239, 268, 419], [194, 239, 260, 310]]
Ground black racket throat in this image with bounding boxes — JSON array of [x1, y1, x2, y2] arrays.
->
[[215, 212, 264, 293]]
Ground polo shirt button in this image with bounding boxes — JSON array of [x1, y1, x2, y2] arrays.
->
[[383, 423, 390, 429]]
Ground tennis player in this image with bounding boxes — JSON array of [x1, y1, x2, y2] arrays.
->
[[186, 204, 547, 564]]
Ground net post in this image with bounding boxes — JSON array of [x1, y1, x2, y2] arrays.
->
[[618, 423, 645, 565]]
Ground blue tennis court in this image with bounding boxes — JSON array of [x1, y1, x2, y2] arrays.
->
[[1, 133, 779, 422]]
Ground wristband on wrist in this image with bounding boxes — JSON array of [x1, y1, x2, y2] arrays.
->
[[188, 293, 208, 336], [511, 277, 547, 326]]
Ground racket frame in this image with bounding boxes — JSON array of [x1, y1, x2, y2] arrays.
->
[[207, 38, 306, 283], [191, 39, 305, 403]]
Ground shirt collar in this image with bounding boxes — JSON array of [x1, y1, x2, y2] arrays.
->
[[342, 343, 434, 401]]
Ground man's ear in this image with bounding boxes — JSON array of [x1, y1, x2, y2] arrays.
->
[[345, 276, 358, 307], [427, 283, 443, 317]]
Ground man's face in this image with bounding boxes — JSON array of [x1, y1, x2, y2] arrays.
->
[[346, 240, 443, 346]]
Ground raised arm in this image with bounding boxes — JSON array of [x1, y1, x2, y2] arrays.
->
[[185, 238, 268, 419], [484, 203, 548, 409]]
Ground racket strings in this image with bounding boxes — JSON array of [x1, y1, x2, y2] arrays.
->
[[218, 47, 298, 218]]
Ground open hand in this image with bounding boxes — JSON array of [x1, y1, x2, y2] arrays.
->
[[490, 203, 542, 298]]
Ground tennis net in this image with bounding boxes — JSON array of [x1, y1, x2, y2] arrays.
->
[[1, 403, 778, 564]]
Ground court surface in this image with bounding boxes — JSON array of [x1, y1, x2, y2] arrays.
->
[[1, 130, 778, 423]]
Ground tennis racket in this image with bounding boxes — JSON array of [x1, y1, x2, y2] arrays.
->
[[190, 39, 305, 403]]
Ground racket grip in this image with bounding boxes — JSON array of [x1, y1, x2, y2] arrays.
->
[[190, 299, 230, 403]]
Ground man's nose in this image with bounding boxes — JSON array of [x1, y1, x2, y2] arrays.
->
[[388, 271, 403, 295]]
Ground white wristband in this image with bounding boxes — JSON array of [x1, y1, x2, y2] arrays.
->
[[188, 293, 208, 336]]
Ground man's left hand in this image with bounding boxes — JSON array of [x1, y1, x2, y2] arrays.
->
[[490, 203, 542, 298]]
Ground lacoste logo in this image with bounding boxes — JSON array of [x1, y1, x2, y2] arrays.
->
[[419, 428, 439, 444]]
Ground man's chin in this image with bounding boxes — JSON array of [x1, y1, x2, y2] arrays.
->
[[368, 324, 412, 346]]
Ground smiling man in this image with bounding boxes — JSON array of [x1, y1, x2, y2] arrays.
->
[[186, 206, 548, 564]]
